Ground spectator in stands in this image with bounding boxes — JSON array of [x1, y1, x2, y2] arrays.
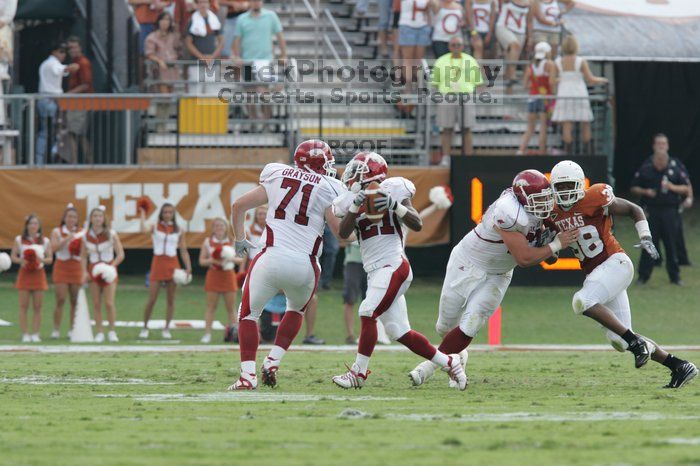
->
[[145, 12, 182, 132], [395, 0, 432, 90], [341, 239, 366, 344], [495, 0, 529, 93], [531, 0, 574, 58], [631, 134, 691, 286], [129, 0, 173, 54], [36, 44, 80, 166], [231, 0, 286, 126], [220, 0, 248, 58], [0, 0, 17, 131], [184, 0, 224, 95], [466, 0, 496, 59], [431, 0, 464, 59], [175, 0, 220, 35], [66, 36, 94, 165], [550, 35, 607, 155], [355, 0, 393, 58], [432, 36, 482, 165], [517, 42, 553, 155]]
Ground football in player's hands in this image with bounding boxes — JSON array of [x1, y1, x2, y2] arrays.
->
[[364, 181, 385, 223]]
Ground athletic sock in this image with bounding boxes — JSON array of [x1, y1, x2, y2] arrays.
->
[[272, 311, 304, 351], [663, 354, 684, 371], [430, 351, 450, 368], [354, 353, 371, 375], [241, 360, 256, 377], [238, 319, 259, 363], [397, 330, 438, 361], [438, 327, 473, 354], [358, 316, 378, 358], [621, 329, 637, 346]]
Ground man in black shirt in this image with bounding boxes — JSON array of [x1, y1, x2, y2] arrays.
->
[[630, 134, 691, 285]]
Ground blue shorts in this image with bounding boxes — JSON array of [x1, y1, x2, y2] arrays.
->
[[377, 0, 394, 31], [398, 25, 432, 47], [528, 98, 546, 113]]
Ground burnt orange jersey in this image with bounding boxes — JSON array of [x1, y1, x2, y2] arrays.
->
[[549, 183, 624, 274]]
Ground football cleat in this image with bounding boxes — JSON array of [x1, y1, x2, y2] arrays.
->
[[409, 360, 436, 387], [332, 363, 369, 389], [261, 357, 279, 388], [628, 335, 655, 368], [664, 362, 698, 389], [442, 354, 468, 391], [227, 373, 257, 391], [448, 350, 469, 389]]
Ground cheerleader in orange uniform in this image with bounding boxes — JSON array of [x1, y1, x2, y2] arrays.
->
[[50, 204, 84, 339], [11, 214, 53, 342], [139, 203, 192, 339], [198, 218, 243, 343], [81, 207, 125, 343]]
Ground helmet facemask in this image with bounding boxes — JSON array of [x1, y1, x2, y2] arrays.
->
[[552, 180, 584, 207], [521, 187, 554, 219]]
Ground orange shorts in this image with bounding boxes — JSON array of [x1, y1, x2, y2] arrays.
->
[[52, 259, 83, 285], [15, 267, 48, 291], [205, 267, 238, 293], [150, 255, 180, 282]]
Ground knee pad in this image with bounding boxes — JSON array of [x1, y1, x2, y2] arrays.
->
[[572, 290, 594, 315], [458, 310, 489, 338], [435, 321, 452, 338], [383, 321, 409, 341]]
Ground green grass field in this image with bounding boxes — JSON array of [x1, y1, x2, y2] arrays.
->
[[0, 209, 698, 465]]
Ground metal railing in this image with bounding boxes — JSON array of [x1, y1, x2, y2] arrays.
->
[[0, 89, 610, 168], [288, 0, 322, 60]]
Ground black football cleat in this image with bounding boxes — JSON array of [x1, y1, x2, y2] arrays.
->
[[627, 336, 655, 368], [664, 362, 698, 389], [261, 366, 278, 388]]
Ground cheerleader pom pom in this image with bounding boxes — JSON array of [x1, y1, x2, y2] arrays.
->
[[0, 252, 11, 272], [212, 245, 223, 261], [136, 196, 154, 215], [93, 263, 117, 286], [429, 185, 454, 210], [220, 245, 236, 262], [222, 261, 235, 271], [68, 238, 83, 256], [23, 248, 40, 271], [173, 268, 192, 286]]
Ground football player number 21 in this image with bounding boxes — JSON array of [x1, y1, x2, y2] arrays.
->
[[470, 177, 581, 271], [275, 177, 314, 226]]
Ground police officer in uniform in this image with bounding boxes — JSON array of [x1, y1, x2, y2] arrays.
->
[[631, 134, 691, 285]]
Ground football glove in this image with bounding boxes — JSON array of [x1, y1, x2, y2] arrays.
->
[[374, 191, 397, 212], [235, 239, 254, 257], [349, 190, 366, 213], [634, 237, 659, 260]]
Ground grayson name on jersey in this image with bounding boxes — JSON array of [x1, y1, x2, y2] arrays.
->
[[281, 168, 323, 184]]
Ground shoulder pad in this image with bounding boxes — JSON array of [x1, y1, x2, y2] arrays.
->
[[585, 183, 615, 208], [259, 163, 288, 184], [380, 177, 416, 201], [493, 195, 527, 232]]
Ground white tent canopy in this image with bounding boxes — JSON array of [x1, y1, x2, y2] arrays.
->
[[565, 0, 700, 62]]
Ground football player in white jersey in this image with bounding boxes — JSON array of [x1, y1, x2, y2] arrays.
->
[[330, 152, 468, 390], [228, 140, 346, 390], [409, 169, 580, 387]]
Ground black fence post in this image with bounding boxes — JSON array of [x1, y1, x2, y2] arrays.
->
[[107, 0, 114, 92], [460, 93, 465, 157], [175, 95, 180, 167]]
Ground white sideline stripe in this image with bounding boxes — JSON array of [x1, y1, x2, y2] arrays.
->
[[0, 375, 175, 385], [96, 393, 409, 403], [2, 344, 700, 354], [387, 412, 700, 423], [0, 319, 12, 327], [665, 438, 700, 445]]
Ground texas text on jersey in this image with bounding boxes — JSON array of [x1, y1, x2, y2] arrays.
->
[[259, 162, 345, 258], [333, 177, 416, 272], [549, 183, 624, 274], [457, 188, 544, 274]]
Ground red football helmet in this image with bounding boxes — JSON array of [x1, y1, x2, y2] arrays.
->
[[341, 151, 388, 189], [293, 139, 336, 177], [512, 169, 554, 219]]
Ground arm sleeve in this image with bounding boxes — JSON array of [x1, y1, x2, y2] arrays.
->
[[332, 192, 354, 218]]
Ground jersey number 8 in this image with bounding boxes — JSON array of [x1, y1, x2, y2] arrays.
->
[[570, 224, 604, 260]]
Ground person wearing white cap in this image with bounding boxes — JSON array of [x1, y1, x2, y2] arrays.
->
[[518, 41, 554, 155]]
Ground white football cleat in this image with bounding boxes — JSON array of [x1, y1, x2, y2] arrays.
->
[[161, 329, 172, 340], [108, 331, 119, 343], [443, 354, 468, 391], [94, 332, 105, 343], [200, 333, 212, 344], [448, 350, 469, 388], [30, 334, 41, 343], [409, 360, 436, 387], [227, 372, 257, 390], [138, 328, 149, 339], [21, 334, 31, 343], [332, 363, 369, 389], [50, 330, 60, 339]]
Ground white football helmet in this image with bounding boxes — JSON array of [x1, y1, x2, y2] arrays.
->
[[550, 160, 585, 207]]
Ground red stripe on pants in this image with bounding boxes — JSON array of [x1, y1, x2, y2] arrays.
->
[[238, 249, 266, 320], [371, 258, 410, 319], [300, 256, 321, 312]]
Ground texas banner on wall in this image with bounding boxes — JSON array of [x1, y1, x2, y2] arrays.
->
[[0, 168, 449, 249]]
